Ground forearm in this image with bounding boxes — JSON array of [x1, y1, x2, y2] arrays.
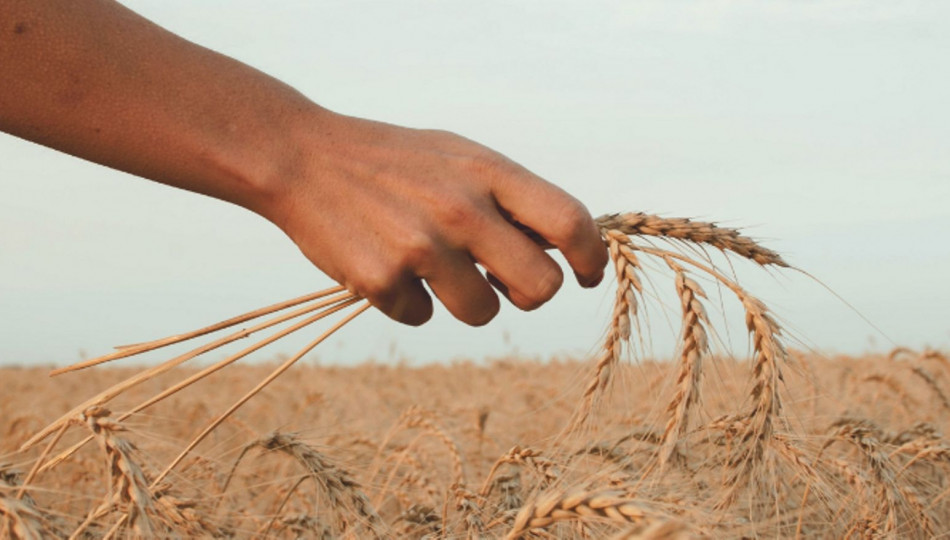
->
[[0, 0, 320, 216]]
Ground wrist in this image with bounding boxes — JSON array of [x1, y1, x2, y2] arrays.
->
[[235, 102, 336, 232]]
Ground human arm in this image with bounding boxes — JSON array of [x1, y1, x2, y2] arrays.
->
[[0, 0, 608, 325]]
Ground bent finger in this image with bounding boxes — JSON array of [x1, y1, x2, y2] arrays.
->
[[424, 252, 500, 326], [470, 217, 563, 311], [490, 164, 607, 287], [361, 277, 433, 326]]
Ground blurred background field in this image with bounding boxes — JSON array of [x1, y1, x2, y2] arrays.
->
[[3, 347, 949, 537]]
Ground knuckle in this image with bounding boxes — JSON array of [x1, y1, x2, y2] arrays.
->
[[549, 199, 592, 245], [434, 194, 481, 230], [521, 265, 563, 311], [351, 267, 402, 300], [425, 128, 462, 143], [395, 230, 438, 272], [462, 152, 509, 179]]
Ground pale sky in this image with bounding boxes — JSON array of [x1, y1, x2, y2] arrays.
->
[[2, 1, 948, 367]]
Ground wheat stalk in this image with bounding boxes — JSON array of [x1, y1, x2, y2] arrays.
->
[[51, 286, 348, 376], [37, 296, 361, 474]]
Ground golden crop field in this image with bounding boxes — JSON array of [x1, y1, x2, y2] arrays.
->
[[2, 214, 948, 538], [2, 349, 949, 539]]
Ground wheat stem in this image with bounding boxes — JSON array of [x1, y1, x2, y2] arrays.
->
[[150, 301, 370, 488], [50, 285, 345, 375], [22, 291, 355, 451]]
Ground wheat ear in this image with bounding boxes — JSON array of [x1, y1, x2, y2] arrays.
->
[[388, 406, 467, 490], [909, 366, 950, 410], [658, 259, 709, 469], [244, 432, 386, 537], [1, 471, 59, 540], [617, 245, 787, 508], [480, 446, 559, 498], [572, 229, 642, 429], [595, 213, 787, 267], [826, 420, 934, 537], [572, 214, 787, 432], [69, 407, 162, 540], [505, 488, 671, 540]]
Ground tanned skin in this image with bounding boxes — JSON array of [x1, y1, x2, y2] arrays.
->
[[0, 0, 608, 326]]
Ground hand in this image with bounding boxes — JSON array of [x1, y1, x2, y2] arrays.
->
[[258, 112, 608, 326], [0, 0, 605, 325]]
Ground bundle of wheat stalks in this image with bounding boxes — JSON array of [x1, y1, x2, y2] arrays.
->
[[2, 212, 948, 538]]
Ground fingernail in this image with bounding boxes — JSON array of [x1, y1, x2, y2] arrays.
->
[[578, 270, 604, 288]]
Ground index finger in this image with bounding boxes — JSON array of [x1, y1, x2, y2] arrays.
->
[[490, 162, 607, 287]]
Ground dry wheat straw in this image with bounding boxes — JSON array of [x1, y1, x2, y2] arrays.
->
[[24, 290, 357, 451], [38, 296, 361, 474], [50, 286, 347, 375], [151, 302, 370, 488]]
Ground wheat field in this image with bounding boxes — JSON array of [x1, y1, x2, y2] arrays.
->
[[2, 214, 949, 538], [3, 350, 949, 538]]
